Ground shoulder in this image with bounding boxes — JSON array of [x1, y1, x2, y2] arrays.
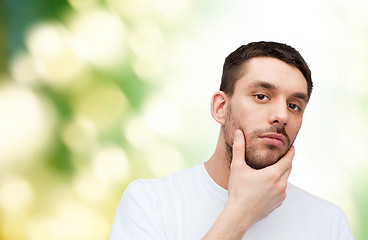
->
[[286, 183, 343, 214], [109, 164, 202, 239], [124, 163, 201, 199], [109, 166, 200, 239], [282, 183, 353, 238], [285, 183, 351, 231]]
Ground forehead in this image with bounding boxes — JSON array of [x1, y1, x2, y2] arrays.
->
[[235, 57, 308, 96]]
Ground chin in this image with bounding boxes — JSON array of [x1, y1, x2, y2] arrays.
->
[[245, 148, 283, 169], [246, 158, 279, 170]]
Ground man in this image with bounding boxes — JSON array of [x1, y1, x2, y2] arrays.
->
[[109, 41, 353, 239]]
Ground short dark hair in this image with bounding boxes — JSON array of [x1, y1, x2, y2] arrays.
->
[[220, 41, 313, 99]]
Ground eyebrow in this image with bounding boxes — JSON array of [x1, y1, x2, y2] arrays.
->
[[248, 80, 309, 102], [248, 80, 276, 90], [291, 92, 308, 102]]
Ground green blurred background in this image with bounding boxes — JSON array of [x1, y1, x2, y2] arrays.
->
[[0, 0, 367, 239]]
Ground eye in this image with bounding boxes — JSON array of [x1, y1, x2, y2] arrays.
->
[[288, 103, 301, 111], [255, 94, 269, 101]]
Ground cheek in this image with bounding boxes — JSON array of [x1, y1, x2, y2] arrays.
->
[[288, 119, 303, 141], [225, 101, 262, 140], [236, 119, 254, 139], [241, 113, 262, 138]]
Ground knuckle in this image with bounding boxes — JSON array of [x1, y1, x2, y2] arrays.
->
[[281, 192, 287, 201], [230, 160, 242, 170], [232, 142, 243, 151], [230, 159, 243, 170], [280, 182, 287, 192], [268, 168, 281, 181], [230, 162, 239, 170]]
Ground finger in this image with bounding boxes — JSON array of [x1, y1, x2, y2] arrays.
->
[[274, 145, 295, 175], [281, 164, 292, 182], [232, 129, 246, 167]]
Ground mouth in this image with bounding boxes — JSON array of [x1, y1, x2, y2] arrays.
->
[[259, 133, 286, 147]]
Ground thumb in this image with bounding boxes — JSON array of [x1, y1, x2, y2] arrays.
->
[[231, 129, 247, 168]]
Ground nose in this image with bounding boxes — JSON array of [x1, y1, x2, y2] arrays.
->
[[269, 100, 288, 127]]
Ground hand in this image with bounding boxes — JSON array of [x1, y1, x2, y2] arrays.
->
[[227, 129, 294, 224], [203, 129, 294, 239]]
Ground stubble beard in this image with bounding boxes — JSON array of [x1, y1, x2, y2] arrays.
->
[[224, 105, 292, 170]]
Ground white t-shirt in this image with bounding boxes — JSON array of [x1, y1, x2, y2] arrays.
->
[[109, 163, 353, 239]]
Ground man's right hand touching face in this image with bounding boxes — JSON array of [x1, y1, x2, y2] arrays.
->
[[203, 129, 294, 240]]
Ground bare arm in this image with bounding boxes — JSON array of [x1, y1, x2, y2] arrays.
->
[[203, 129, 294, 239]]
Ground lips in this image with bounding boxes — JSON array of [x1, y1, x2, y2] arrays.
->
[[259, 133, 286, 147]]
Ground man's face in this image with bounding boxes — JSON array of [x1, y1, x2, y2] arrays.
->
[[223, 57, 308, 169]]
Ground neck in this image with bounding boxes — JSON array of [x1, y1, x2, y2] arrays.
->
[[204, 128, 231, 190]]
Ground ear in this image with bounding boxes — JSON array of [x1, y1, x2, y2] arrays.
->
[[211, 91, 228, 125]]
